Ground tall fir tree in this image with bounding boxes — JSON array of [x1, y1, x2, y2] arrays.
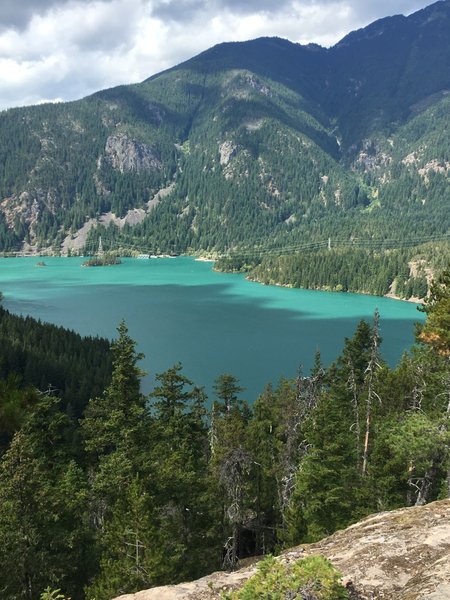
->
[[148, 363, 218, 582], [82, 321, 153, 599]]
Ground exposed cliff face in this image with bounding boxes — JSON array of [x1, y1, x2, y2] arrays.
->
[[113, 499, 450, 600], [0, 188, 58, 245], [304, 499, 450, 599], [104, 134, 162, 173]]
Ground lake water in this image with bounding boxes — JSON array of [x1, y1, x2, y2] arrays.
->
[[0, 256, 423, 402]]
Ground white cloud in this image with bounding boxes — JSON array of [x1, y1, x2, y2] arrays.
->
[[0, 0, 434, 111]]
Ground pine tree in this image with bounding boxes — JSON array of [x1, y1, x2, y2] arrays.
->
[[245, 383, 280, 554], [83, 476, 159, 600], [418, 267, 450, 356], [290, 321, 375, 541], [82, 321, 152, 599], [0, 396, 91, 600], [148, 364, 218, 582], [0, 375, 37, 455]]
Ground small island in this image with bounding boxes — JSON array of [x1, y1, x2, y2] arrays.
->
[[82, 253, 121, 267]]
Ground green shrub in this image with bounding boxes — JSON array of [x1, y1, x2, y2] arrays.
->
[[40, 589, 68, 600], [225, 555, 349, 600]]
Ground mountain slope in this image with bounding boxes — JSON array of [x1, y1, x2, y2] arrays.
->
[[327, 1, 450, 144], [0, 1, 449, 254]]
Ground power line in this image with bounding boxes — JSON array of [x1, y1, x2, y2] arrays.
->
[[79, 233, 450, 260], [220, 233, 450, 260]]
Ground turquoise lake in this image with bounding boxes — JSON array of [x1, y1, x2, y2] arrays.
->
[[0, 256, 424, 402]]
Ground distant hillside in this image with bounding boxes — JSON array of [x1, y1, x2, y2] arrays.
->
[[0, 1, 449, 259]]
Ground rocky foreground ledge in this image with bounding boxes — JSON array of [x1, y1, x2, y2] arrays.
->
[[114, 499, 450, 600]]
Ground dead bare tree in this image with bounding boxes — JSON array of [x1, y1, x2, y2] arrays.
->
[[220, 447, 252, 570], [405, 358, 427, 504], [277, 368, 323, 535], [362, 310, 382, 476], [347, 358, 362, 472], [409, 359, 426, 412]]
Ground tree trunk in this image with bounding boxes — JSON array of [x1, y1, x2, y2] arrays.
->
[[362, 310, 381, 476]]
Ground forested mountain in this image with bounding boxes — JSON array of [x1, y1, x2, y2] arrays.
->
[[0, 1, 449, 263]]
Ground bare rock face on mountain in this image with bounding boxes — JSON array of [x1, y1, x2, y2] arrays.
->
[[113, 499, 450, 600], [105, 134, 162, 173]]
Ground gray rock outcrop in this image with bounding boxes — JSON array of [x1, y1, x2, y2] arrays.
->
[[113, 499, 450, 600], [105, 134, 162, 173]]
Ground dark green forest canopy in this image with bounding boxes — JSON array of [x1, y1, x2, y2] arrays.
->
[[215, 242, 450, 300], [0, 306, 112, 419]]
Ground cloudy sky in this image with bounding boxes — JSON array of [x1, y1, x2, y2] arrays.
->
[[0, 0, 434, 111]]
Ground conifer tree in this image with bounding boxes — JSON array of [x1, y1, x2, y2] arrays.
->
[[418, 267, 450, 356], [148, 364, 217, 582], [245, 383, 280, 554], [290, 321, 374, 540], [0, 396, 91, 600], [415, 268, 450, 498], [82, 321, 152, 599]]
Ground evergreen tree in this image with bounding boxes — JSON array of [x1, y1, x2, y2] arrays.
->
[[0, 396, 91, 600], [289, 321, 376, 540], [0, 374, 37, 455], [415, 267, 450, 498], [213, 374, 244, 414], [149, 364, 218, 582], [418, 267, 450, 356], [245, 383, 280, 554], [82, 321, 151, 599]]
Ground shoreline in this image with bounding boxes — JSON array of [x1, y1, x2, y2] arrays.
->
[[209, 264, 424, 305], [244, 273, 425, 305], [2, 252, 426, 305]]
